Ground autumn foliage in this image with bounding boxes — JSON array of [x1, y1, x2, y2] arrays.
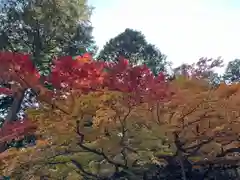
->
[[0, 52, 239, 179]]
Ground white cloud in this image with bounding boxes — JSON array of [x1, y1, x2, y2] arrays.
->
[[89, 0, 240, 73]]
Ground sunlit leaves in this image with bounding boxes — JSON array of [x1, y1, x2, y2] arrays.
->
[[48, 54, 106, 92], [0, 52, 40, 90]]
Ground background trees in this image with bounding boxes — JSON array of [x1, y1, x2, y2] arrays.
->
[[223, 59, 240, 83], [0, 0, 96, 74], [97, 28, 169, 76], [173, 57, 223, 87]]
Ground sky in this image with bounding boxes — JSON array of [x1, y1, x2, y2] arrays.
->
[[88, 0, 240, 73]]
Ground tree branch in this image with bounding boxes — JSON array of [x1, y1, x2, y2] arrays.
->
[[75, 120, 130, 171]]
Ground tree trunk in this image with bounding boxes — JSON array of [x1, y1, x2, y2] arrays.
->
[[32, 20, 42, 67], [5, 89, 26, 122]]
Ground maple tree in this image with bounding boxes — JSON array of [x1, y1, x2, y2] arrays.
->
[[0, 51, 239, 179], [145, 77, 240, 179], [0, 52, 41, 152], [0, 51, 170, 179]]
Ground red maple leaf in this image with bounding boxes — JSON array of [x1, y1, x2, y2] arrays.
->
[[0, 87, 13, 95]]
